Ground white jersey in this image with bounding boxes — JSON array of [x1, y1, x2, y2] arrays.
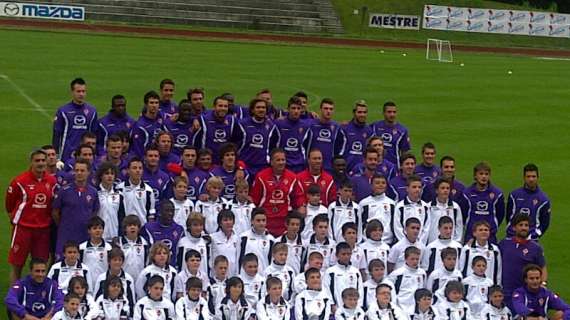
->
[[410, 306, 441, 320], [359, 238, 390, 277], [175, 296, 210, 320], [463, 274, 493, 319], [97, 184, 124, 241], [238, 230, 275, 270], [114, 235, 149, 282], [388, 265, 427, 315], [135, 264, 177, 301], [335, 305, 365, 320], [276, 234, 307, 275], [480, 303, 512, 320], [427, 199, 463, 243], [256, 296, 291, 320], [133, 296, 175, 320], [426, 268, 463, 303], [362, 278, 396, 311], [305, 234, 336, 268], [210, 230, 240, 276], [328, 199, 361, 243], [365, 302, 408, 320], [459, 241, 502, 285], [393, 197, 430, 244], [116, 179, 156, 224], [263, 262, 296, 302], [302, 204, 328, 241], [51, 310, 82, 320], [294, 289, 333, 320], [206, 277, 227, 316], [435, 299, 473, 320], [93, 295, 131, 320], [230, 199, 256, 237], [388, 237, 426, 270], [324, 263, 364, 307], [48, 260, 93, 294], [195, 197, 231, 234], [421, 238, 462, 275], [351, 246, 367, 272], [293, 270, 324, 295], [176, 235, 210, 276], [174, 269, 210, 298], [79, 240, 113, 284], [170, 197, 194, 228], [358, 194, 396, 243], [241, 271, 266, 308], [215, 296, 254, 320], [93, 270, 136, 313]]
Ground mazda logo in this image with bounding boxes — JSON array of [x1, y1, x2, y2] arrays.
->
[[176, 135, 189, 145], [476, 201, 488, 211], [381, 133, 393, 143], [4, 3, 19, 16], [74, 115, 86, 125], [351, 141, 362, 151], [252, 134, 264, 144], [286, 138, 298, 148], [318, 129, 331, 139], [214, 129, 226, 140], [35, 193, 47, 205]]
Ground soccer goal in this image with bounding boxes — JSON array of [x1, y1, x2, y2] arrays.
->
[[426, 38, 453, 63]]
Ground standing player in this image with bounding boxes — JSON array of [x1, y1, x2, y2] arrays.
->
[[233, 98, 279, 176], [159, 78, 178, 119], [275, 96, 308, 173], [371, 101, 410, 168], [209, 143, 249, 201], [303, 98, 347, 173], [142, 146, 171, 207], [422, 155, 467, 208], [343, 100, 374, 173], [387, 153, 417, 202], [187, 87, 206, 117], [296, 149, 337, 207], [350, 148, 380, 202], [257, 88, 283, 120], [130, 91, 164, 158], [6, 150, 58, 284], [349, 137, 396, 181], [96, 94, 134, 154], [164, 99, 195, 156], [250, 148, 304, 236], [463, 162, 505, 244], [179, 146, 209, 201], [155, 131, 180, 171], [52, 78, 98, 161], [415, 142, 441, 185], [506, 163, 551, 239], [193, 96, 236, 163]]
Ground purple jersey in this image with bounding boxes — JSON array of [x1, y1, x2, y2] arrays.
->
[[159, 153, 180, 172], [275, 117, 308, 173], [349, 159, 396, 181], [143, 167, 171, 207], [210, 166, 250, 201], [388, 175, 409, 202], [422, 178, 468, 213], [303, 119, 347, 173], [193, 111, 237, 163], [130, 114, 164, 158], [371, 120, 410, 168], [233, 117, 279, 176], [183, 167, 209, 201], [351, 174, 374, 203], [463, 183, 505, 243], [53, 183, 100, 256], [415, 164, 442, 185], [5, 275, 64, 318], [52, 101, 98, 161], [267, 105, 285, 120], [141, 221, 184, 266], [164, 118, 194, 156], [160, 100, 178, 120], [499, 238, 545, 307], [343, 120, 373, 173], [506, 186, 551, 239], [512, 286, 570, 319], [229, 104, 249, 119], [96, 111, 135, 154]]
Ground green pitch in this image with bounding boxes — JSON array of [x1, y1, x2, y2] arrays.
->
[[0, 29, 569, 303]]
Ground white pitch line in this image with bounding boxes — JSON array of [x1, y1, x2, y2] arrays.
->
[[534, 57, 570, 61], [0, 74, 51, 119]]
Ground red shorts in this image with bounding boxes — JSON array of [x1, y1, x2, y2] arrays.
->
[[8, 225, 50, 266]]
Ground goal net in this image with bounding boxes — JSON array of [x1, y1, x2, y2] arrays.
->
[[426, 38, 453, 63]]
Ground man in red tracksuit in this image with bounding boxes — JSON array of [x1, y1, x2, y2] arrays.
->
[[296, 148, 337, 207], [5, 150, 58, 284], [251, 148, 304, 236]]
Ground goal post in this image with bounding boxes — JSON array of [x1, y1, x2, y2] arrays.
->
[[426, 38, 453, 63]]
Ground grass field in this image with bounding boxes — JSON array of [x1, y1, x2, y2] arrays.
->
[[331, 0, 570, 50], [0, 28, 569, 308]]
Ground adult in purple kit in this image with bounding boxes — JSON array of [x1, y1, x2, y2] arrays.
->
[[179, 146, 208, 202], [96, 94, 134, 154], [351, 148, 381, 203], [164, 99, 195, 156], [193, 96, 236, 164], [387, 152, 417, 202], [422, 155, 467, 209], [52, 159, 100, 259], [275, 96, 308, 173], [415, 142, 441, 186], [210, 143, 249, 201], [349, 136, 396, 181], [159, 78, 178, 119], [302, 98, 347, 173], [155, 131, 180, 172], [130, 91, 164, 158], [371, 101, 410, 168], [141, 201, 184, 267], [506, 164, 551, 240], [52, 78, 98, 162], [343, 100, 374, 174], [499, 213, 546, 310]]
